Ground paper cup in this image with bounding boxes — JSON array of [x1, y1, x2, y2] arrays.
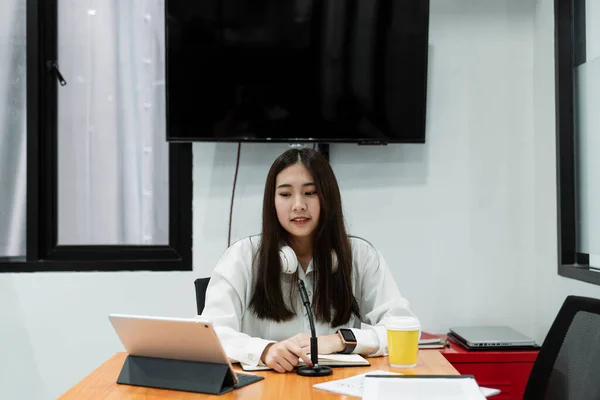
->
[[385, 316, 421, 368]]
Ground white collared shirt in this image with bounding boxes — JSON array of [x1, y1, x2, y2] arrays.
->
[[199, 235, 414, 366]]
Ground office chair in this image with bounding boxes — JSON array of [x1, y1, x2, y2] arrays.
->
[[194, 277, 211, 315], [523, 295, 600, 400]]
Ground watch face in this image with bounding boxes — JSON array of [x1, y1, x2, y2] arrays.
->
[[341, 329, 356, 342]]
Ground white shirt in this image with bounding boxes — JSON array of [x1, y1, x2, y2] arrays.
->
[[199, 235, 414, 367]]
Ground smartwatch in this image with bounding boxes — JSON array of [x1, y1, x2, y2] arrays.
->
[[337, 328, 357, 354]]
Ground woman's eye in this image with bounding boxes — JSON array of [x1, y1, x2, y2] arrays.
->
[[305, 191, 317, 196], [278, 193, 291, 197]]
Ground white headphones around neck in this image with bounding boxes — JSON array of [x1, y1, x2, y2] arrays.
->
[[279, 245, 338, 274]]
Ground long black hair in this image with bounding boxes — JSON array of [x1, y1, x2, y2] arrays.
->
[[249, 148, 360, 327]]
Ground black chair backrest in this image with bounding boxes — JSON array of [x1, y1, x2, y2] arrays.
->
[[523, 295, 600, 400], [194, 277, 211, 315]]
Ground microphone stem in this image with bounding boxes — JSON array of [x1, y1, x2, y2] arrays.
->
[[310, 336, 319, 368], [304, 306, 318, 367], [305, 304, 317, 338], [298, 279, 320, 368]]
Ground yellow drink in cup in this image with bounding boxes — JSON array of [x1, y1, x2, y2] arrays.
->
[[385, 316, 421, 368]]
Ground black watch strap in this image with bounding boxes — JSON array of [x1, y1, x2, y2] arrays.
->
[[341, 341, 357, 354]]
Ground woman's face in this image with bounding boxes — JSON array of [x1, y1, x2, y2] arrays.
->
[[274, 163, 321, 239]]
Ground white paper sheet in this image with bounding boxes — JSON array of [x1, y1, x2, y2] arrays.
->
[[313, 370, 401, 397], [363, 376, 486, 400], [313, 372, 500, 398]]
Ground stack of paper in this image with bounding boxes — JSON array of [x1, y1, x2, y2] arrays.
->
[[419, 332, 447, 349], [419, 337, 446, 349]]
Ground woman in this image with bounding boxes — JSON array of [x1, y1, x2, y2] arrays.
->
[[200, 148, 415, 373]]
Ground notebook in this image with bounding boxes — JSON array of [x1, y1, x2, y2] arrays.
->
[[240, 353, 370, 371], [419, 332, 447, 349]]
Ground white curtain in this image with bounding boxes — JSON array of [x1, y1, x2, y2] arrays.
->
[[0, 0, 27, 257], [57, 0, 169, 245]]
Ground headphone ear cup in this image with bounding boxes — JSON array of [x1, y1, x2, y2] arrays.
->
[[280, 246, 298, 274]]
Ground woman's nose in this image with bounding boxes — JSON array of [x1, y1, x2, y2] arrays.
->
[[292, 197, 307, 211]]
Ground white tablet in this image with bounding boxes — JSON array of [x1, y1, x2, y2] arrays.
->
[[108, 314, 241, 384]]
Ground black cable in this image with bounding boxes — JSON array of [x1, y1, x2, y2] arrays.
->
[[228, 143, 241, 247]]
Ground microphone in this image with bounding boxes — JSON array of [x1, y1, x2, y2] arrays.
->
[[296, 279, 333, 377]]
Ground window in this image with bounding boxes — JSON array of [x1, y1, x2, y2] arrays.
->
[[0, 0, 26, 260], [556, 0, 600, 284], [0, 0, 192, 272]]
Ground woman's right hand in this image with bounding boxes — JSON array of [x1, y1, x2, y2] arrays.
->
[[260, 334, 313, 373]]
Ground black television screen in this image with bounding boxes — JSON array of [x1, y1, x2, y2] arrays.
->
[[165, 0, 430, 144]]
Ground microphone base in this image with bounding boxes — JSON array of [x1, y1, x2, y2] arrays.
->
[[296, 365, 333, 377]]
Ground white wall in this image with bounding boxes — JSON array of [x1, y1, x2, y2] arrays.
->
[[2, 1, 594, 399], [532, 0, 600, 340], [586, 0, 600, 61], [195, 0, 539, 340], [0, 272, 199, 400]]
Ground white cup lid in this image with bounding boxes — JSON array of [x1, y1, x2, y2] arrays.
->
[[384, 316, 421, 331]]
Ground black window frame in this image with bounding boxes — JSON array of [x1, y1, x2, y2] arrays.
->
[[0, 0, 192, 273], [555, 0, 600, 284]]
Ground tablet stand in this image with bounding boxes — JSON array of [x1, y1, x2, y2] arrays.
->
[[117, 355, 263, 395]]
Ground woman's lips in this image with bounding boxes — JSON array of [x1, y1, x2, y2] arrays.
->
[[291, 217, 310, 225]]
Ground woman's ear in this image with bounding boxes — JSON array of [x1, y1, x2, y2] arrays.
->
[[280, 245, 298, 274]]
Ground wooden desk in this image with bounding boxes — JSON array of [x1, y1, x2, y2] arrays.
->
[[59, 350, 459, 399]]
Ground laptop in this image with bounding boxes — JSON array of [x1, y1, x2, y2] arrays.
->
[[108, 314, 263, 392], [448, 326, 538, 350]]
